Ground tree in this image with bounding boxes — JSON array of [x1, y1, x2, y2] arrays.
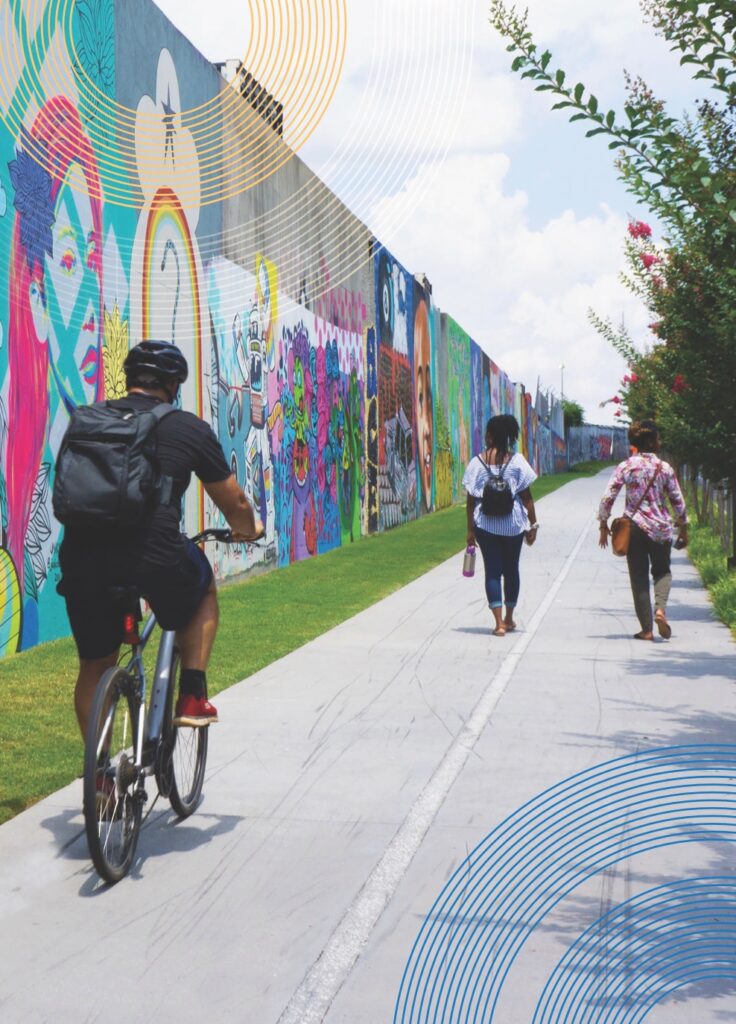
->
[[561, 399, 585, 433], [489, 1, 736, 237], [489, 0, 736, 484]]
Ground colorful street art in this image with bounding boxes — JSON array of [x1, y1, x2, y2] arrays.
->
[[490, 361, 501, 417], [568, 425, 628, 466], [470, 344, 483, 457], [0, 0, 574, 659], [270, 309, 365, 566], [413, 277, 435, 515], [375, 247, 416, 531], [446, 317, 472, 503]]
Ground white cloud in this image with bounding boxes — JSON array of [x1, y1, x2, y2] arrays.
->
[[150, 0, 687, 427], [372, 154, 648, 424]]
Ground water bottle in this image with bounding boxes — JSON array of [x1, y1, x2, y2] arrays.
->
[[462, 545, 476, 578]]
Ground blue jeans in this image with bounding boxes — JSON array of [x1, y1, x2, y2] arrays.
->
[[475, 528, 525, 609]]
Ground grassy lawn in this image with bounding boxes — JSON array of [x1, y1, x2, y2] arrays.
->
[[686, 514, 736, 640], [0, 461, 611, 826]]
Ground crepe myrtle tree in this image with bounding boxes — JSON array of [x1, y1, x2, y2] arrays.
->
[[489, 0, 736, 492], [489, 0, 736, 237]]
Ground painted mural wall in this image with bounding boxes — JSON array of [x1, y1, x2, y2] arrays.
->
[[567, 424, 629, 466], [0, 0, 569, 658]]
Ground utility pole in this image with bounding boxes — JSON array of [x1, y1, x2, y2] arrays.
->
[[560, 364, 565, 403]]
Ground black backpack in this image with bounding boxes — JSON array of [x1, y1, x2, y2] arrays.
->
[[479, 455, 515, 517], [52, 401, 176, 528]]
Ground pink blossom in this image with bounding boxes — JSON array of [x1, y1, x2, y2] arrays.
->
[[614, 410, 622, 417], [628, 220, 652, 239], [672, 374, 688, 394], [611, 395, 621, 404], [629, 373, 638, 383], [640, 252, 661, 270]]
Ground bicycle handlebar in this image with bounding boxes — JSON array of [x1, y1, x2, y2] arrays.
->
[[190, 527, 266, 545]]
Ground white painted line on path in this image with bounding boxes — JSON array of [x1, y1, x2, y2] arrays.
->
[[277, 520, 592, 1024]]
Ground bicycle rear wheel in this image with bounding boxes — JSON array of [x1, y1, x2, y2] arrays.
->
[[83, 666, 142, 884], [163, 655, 208, 818]]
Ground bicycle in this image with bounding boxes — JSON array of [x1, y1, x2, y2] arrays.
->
[[82, 528, 238, 884]]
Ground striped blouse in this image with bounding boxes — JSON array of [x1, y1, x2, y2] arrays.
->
[[463, 452, 537, 536]]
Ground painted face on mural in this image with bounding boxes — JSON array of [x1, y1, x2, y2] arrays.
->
[[44, 163, 102, 400], [414, 299, 433, 510], [293, 356, 306, 431]]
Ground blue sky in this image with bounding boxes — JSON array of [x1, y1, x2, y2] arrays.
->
[[154, 0, 700, 424]]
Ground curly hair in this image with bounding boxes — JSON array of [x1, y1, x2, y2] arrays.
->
[[485, 414, 520, 459], [628, 420, 659, 453]]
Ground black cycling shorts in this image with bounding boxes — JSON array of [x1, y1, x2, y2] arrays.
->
[[58, 539, 214, 660]]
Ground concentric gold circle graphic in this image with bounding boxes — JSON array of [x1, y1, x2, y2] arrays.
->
[[0, 0, 475, 309], [0, 0, 347, 208]]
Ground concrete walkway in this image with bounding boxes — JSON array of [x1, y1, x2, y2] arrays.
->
[[1, 471, 735, 1023]]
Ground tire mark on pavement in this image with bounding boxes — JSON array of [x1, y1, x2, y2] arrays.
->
[[276, 519, 593, 1024]]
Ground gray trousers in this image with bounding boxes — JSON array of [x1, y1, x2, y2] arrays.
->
[[626, 523, 672, 632]]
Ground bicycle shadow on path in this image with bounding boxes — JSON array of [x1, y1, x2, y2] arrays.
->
[[39, 805, 244, 895]]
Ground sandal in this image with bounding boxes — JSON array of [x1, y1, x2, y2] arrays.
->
[[504, 621, 517, 632], [493, 625, 506, 637], [633, 631, 654, 641], [654, 610, 672, 639]]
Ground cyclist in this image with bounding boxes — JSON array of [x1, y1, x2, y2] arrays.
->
[[57, 340, 264, 736]]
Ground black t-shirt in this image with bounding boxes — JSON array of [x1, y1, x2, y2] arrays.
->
[[62, 394, 230, 569]]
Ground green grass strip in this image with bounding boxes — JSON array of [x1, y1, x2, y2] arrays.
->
[[686, 512, 736, 640], [0, 462, 611, 826]]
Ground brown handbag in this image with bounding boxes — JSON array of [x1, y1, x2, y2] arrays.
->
[[610, 463, 661, 557]]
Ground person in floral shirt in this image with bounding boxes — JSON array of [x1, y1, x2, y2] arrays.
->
[[598, 420, 688, 640]]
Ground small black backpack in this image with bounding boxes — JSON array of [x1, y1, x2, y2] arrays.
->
[[52, 401, 176, 528], [479, 455, 514, 517]]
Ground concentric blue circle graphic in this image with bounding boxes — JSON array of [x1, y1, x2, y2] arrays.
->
[[534, 877, 736, 1022], [393, 745, 736, 1022]]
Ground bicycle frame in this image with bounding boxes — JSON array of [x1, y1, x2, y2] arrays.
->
[[116, 527, 258, 773], [119, 611, 177, 774]]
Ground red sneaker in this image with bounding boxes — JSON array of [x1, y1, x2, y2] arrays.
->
[[174, 694, 219, 727]]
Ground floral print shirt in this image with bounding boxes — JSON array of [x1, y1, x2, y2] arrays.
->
[[598, 453, 688, 543]]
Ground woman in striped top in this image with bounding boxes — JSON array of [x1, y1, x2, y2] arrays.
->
[[463, 415, 539, 636]]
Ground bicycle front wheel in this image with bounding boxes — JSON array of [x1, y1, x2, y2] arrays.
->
[[163, 654, 208, 818], [83, 666, 142, 884]]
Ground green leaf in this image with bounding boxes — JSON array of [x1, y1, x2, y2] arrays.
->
[[511, 56, 526, 72], [606, 110, 616, 128], [569, 112, 588, 122], [555, 68, 566, 86], [574, 82, 584, 103], [540, 50, 552, 71], [714, 193, 727, 204], [585, 127, 608, 137], [550, 98, 573, 107], [700, 176, 712, 187], [588, 94, 599, 114]]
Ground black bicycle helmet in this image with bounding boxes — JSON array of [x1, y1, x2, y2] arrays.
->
[[124, 340, 189, 385]]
